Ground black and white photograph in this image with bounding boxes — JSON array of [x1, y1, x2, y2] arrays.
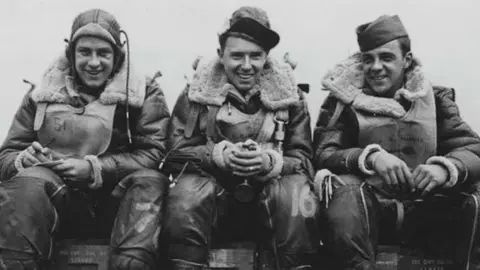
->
[[0, 0, 479, 269]]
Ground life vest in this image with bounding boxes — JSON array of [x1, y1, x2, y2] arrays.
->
[[34, 100, 116, 159]]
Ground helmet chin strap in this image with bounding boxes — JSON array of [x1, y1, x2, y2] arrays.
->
[[120, 29, 132, 145]]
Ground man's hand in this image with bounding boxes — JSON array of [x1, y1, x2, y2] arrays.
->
[[222, 139, 272, 177], [222, 142, 243, 170], [412, 164, 449, 196], [368, 151, 413, 191], [51, 158, 93, 187], [230, 150, 271, 177], [21, 142, 52, 168]]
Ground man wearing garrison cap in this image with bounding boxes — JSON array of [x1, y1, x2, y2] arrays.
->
[[313, 15, 480, 269], [163, 6, 320, 270]]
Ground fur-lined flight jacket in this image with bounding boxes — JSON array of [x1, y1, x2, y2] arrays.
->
[[0, 54, 171, 184], [166, 56, 315, 179], [313, 54, 480, 188]]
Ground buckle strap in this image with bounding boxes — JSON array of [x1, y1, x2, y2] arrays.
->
[[34, 103, 47, 131], [394, 199, 405, 231]]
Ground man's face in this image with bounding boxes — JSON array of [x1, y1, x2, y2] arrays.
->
[[219, 36, 267, 92], [361, 39, 412, 97], [74, 36, 115, 89]]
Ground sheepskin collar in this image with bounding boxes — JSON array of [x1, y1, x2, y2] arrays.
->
[[188, 56, 299, 110], [322, 53, 433, 118], [31, 54, 145, 107]]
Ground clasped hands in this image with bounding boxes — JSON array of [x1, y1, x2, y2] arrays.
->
[[367, 150, 450, 196], [222, 139, 272, 178], [21, 142, 93, 185]]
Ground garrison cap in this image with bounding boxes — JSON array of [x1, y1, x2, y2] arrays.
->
[[356, 15, 408, 52]]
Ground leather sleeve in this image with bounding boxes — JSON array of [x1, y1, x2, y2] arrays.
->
[[434, 86, 480, 186], [98, 81, 170, 182], [281, 90, 315, 178], [0, 91, 37, 180], [313, 94, 364, 175], [164, 87, 217, 175]]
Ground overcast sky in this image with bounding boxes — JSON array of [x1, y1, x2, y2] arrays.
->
[[1, 0, 479, 141]]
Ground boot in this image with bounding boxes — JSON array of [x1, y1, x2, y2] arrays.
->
[[0, 250, 42, 270]]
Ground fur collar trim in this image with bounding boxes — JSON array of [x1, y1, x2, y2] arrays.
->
[[32, 54, 145, 107], [188, 56, 299, 110], [322, 53, 432, 118]]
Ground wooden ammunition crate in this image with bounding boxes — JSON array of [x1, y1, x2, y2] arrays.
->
[[48, 241, 479, 270], [209, 242, 256, 270], [375, 245, 480, 270], [49, 239, 109, 270], [48, 240, 256, 270]]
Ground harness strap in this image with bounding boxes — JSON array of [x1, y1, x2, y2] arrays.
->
[[394, 199, 405, 232], [274, 109, 289, 123], [327, 101, 345, 129], [206, 106, 221, 141], [34, 103, 48, 131], [273, 109, 289, 154], [184, 103, 200, 139]]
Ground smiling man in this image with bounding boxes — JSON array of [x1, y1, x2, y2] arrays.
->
[[75, 36, 115, 89], [0, 9, 170, 269], [313, 15, 480, 269], [163, 6, 320, 270]]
